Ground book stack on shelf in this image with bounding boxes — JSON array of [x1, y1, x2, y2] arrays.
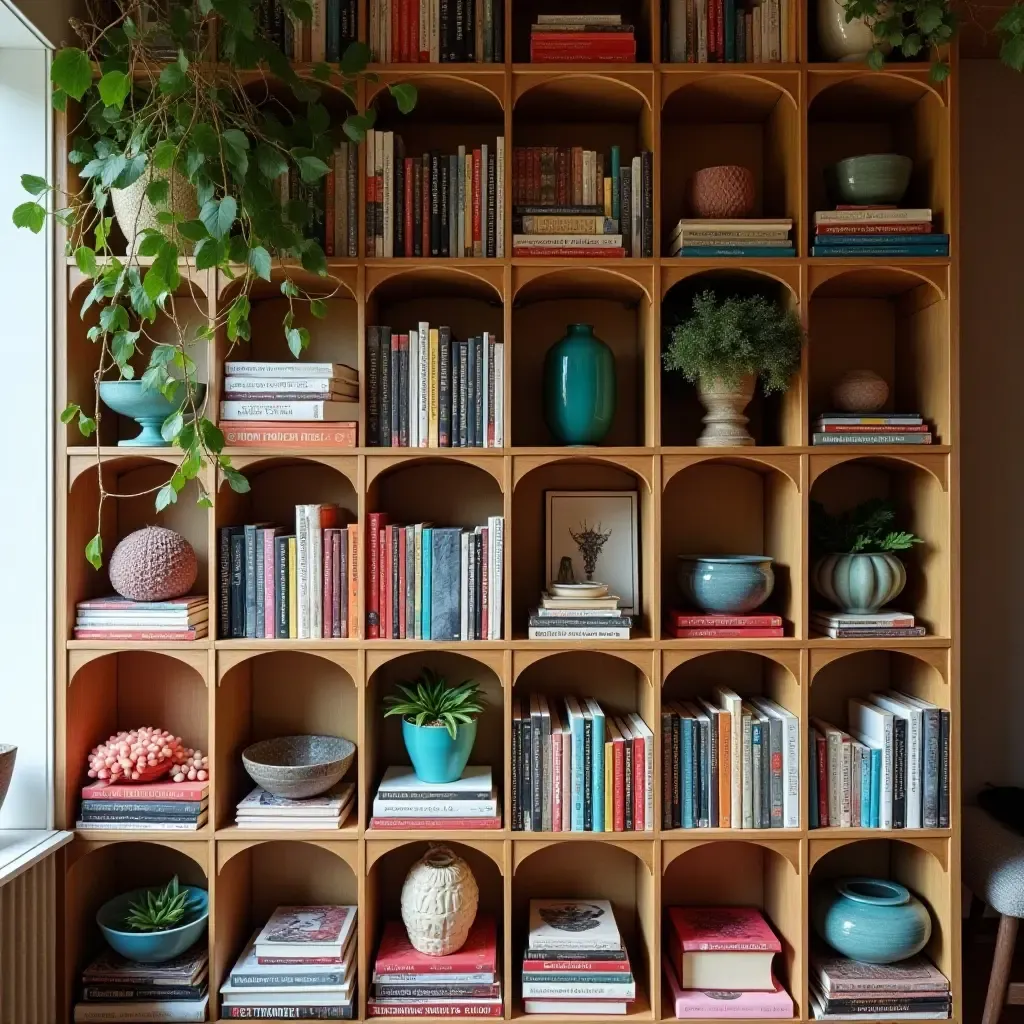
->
[[364, 131, 506, 257], [666, 609, 784, 638], [366, 324, 504, 448], [522, 899, 635, 1015], [669, 218, 794, 258], [219, 906, 357, 1021], [370, 765, 501, 829], [663, 907, 793, 1019], [810, 950, 951, 1021], [369, 916, 502, 1017], [250, 1, 358, 62], [529, 14, 636, 62], [661, 691, 799, 830], [811, 692, 950, 831], [369, 0, 503, 61], [75, 947, 209, 1024], [664, 0, 791, 63], [811, 609, 925, 639], [78, 779, 210, 833], [511, 145, 653, 257], [218, 506, 359, 640], [234, 783, 356, 830], [73, 595, 209, 642], [219, 360, 359, 448], [512, 696, 654, 832], [811, 208, 949, 257], [528, 585, 632, 640], [812, 411, 934, 446]]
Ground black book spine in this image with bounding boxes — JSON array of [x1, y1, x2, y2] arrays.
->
[[430, 151, 441, 256], [623, 732, 633, 831], [458, 341, 469, 447], [474, 531, 483, 639], [346, 144, 358, 256], [274, 535, 288, 638], [620, 173, 632, 257], [439, 159, 450, 257], [438, 326, 452, 446], [243, 524, 258, 638], [511, 705, 521, 831], [367, 325, 381, 446], [390, 525, 400, 639], [379, 326, 392, 447], [486, 148, 496, 258], [217, 526, 233, 638], [690, 716, 700, 827], [398, 334, 409, 447], [466, 336, 477, 446], [229, 532, 245, 638], [938, 709, 950, 828], [892, 716, 907, 828], [641, 150, 653, 257], [521, 697, 532, 831], [473, 334, 483, 446], [453, 0, 465, 60], [449, 338, 460, 447], [412, 159, 423, 257], [583, 713, 594, 830], [465, 0, 475, 60], [492, 0, 503, 62], [339, 0, 349, 47], [394, 144, 406, 258], [440, 0, 450, 62]]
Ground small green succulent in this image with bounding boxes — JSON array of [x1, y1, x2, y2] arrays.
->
[[384, 669, 484, 739], [124, 876, 193, 933]]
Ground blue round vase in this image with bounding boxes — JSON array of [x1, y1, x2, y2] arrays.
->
[[677, 555, 775, 614], [402, 718, 477, 784], [543, 324, 616, 445], [812, 877, 932, 964]]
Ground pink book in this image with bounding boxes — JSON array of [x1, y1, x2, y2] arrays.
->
[[669, 907, 782, 952], [323, 528, 335, 639], [375, 916, 497, 973], [664, 956, 793, 1019], [551, 713, 563, 832], [263, 528, 277, 639], [561, 727, 572, 830]]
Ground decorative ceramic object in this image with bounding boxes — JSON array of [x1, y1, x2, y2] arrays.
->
[[817, 0, 890, 60], [812, 551, 907, 614], [98, 379, 206, 448], [812, 877, 931, 963], [829, 154, 913, 206], [697, 375, 756, 447], [402, 719, 477, 784], [401, 845, 479, 956], [109, 526, 198, 602], [88, 728, 209, 784], [0, 745, 16, 811], [543, 324, 617, 445], [549, 582, 609, 599], [242, 735, 355, 798], [111, 168, 199, 255], [97, 886, 209, 963], [677, 555, 775, 614], [831, 369, 889, 412], [689, 165, 756, 219]]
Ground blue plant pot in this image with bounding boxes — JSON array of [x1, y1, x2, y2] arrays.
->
[[811, 877, 932, 964], [97, 886, 209, 963], [402, 718, 477, 784], [98, 380, 207, 447], [677, 555, 775, 614], [543, 324, 616, 445]]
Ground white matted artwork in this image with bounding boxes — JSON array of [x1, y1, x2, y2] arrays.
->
[[545, 491, 640, 615]]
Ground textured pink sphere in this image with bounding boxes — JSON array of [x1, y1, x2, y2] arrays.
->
[[108, 526, 198, 601], [689, 165, 756, 219]]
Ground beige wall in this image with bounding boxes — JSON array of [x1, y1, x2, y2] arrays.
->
[[9, 0, 82, 47]]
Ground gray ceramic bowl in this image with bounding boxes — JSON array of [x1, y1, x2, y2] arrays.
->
[[242, 735, 355, 799], [829, 154, 913, 206]]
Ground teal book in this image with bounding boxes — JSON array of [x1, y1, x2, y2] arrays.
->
[[564, 697, 586, 831], [859, 747, 872, 827], [725, 0, 735, 60], [677, 245, 796, 257], [681, 715, 695, 829], [812, 244, 949, 257], [421, 527, 432, 640], [326, 0, 341, 59], [809, 732, 819, 830], [610, 145, 621, 221], [585, 698, 605, 832], [869, 747, 882, 827]]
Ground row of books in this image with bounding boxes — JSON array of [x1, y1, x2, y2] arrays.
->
[[529, 14, 636, 62], [217, 507, 360, 640], [812, 610, 925, 639], [366, 514, 505, 639], [77, 779, 210, 833], [666, 610, 784, 638], [73, 595, 209, 642], [670, 218, 794, 258], [365, 130, 505, 257], [660, 691, 799, 829], [370, 765, 501, 828], [366, 325, 504, 447], [811, 691, 951, 830], [812, 207, 949, 257], [368, 0, 504, 61], [812, 413, 935, 447], [665, 0, 792, 62], [512, 696, 654, 832], [235, 783, 356, 830], [253, 0, 359, 62]]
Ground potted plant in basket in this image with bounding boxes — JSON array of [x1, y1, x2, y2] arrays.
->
[[384, 669, 484, 784], [662, 290, 805, 447]]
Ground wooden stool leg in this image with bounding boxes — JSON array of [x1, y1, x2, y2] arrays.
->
[[983, 914, 1020, 1024]]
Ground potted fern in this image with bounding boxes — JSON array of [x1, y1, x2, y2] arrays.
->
[[384, 670, 484, 784], [811, 499, 923, 614]]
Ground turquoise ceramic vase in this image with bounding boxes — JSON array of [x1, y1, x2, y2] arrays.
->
[[812, 877, 932, 964], [677, 555, 775, 614], [543, 324, 616, 445], [402, 718, 477, 784], [98, 380, 207, 447]]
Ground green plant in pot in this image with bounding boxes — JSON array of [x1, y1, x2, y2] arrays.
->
[[811, 499, 923, 614], [384, 669, 484, 784], [662, 290, 804, 447]]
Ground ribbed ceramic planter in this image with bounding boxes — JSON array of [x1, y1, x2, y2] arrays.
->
[[543, 324, 616, 445], [812, 551, 906, 614], [696, 375, 756, 447], [817, 0, 890, 60], [401, 846, 479, 956]]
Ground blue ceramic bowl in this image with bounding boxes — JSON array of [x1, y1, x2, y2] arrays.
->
[[402, 718, 477, 784], [98, 380, 207, 448], [97, 886, 209, 963], [828, 154, 913, 206], [677, 555, 775, 614]]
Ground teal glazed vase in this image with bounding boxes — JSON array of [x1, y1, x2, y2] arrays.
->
[[812, 877, 932, 964], [402, 718, 477, 784], [543, 324, 616, 445]]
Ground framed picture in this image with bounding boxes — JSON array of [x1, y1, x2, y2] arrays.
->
[[545, 491, 640, 615]]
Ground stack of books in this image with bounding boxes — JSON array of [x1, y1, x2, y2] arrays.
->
[[664, 907, 792, 1019], [369, 916, 502, 1017], [368, 0, 503, 61], [529, 14, 636, 62], [811, 610, 925, 639], [78, 779, 210, 833], [664, 0, 791, 62], [669, 218, 794, 258], [529, 589, 631, 640], [522, 899, 634, 1015], [366, 325, 504, 448], [235, 784, 356, 830], [219, 906, 357, 1020], [218, 506, 359, 640], [75, 946, 209, 1023], [810, 950, 950, 1020], [661, 692, 799, 830], [812, 207, 949, 257], [73, 595, 209, 642], [370, 766, 501, 829], [511, 145, 653, 257], [666, 609, 784, 638], [367, 515, 504, 640], [812, 411, 934, 446], [811, 691, 950, 830], [512, 697, 654, 832]]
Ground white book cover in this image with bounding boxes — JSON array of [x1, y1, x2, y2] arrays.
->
[[457, 145, 467, 258], [669, 0, 686, 60], [419, 0, 428, 57], [378, 765, 493, 792], [310, 507, 324, 639], [223, 361, 355, 379], [815, 208, 932, 224], [496, 136, 505, 258], [628, 712, 654, 831], [229, 930, 354, 985], [769, 0, 781, 60], [74, 998, 209, 1023], [223, 376, 348, 395], [698, 0, 708, 61], [752, 695, 800, 828], [383, 132, 394, 258], [237, 784, 354, 815], [714, 686, 744, 829], [850, 741, 862, 824], [430, 0, 439, 61], [255, 905, 357, 957], [372, 790, 498, 817], [528, 899, 622, 951], [311, 0, 326, 59], [839, 730, 852, 827], [848, 699, 894, 829], [871, 693, 922, 828], [493, 343, 505, 447], [417, 321, 429, 447], [561, 720, 572, 831], [739, 702, 754, 828], [488, 515, 503, 639], [460, 532, 470, 640]]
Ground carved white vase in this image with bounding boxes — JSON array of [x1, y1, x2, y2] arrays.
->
[[111, 167, 199, 255], [817, 0, 890, 60], [401, 845, 479, 956], [697, 374, 756, 447]]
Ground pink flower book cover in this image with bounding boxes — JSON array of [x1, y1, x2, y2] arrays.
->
[[664, 956, 794, 1018], [669, 906, 781, 952], [257, 906, 355, 948]]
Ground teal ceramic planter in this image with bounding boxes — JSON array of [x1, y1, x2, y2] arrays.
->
[[543, 324, 616, 445], [677, 555, 775, 614], [812, 877, 931, 964], [827, 154, 913, 206], [97, 886, 209, 963], [812, 552, 907, 614], [402, 718, 477, 783], [99, 380, 207, 447]]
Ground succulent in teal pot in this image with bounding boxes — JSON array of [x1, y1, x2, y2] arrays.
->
[[544, 324, 617, 445]]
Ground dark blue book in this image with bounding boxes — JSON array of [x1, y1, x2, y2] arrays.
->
[[813, 233, 948, 246], [326, 0, 341, 59], [218, 526, 243, 638], [812, 244, 949, 257], [675, 245, 796, 257], [229, 531, 246, 638]]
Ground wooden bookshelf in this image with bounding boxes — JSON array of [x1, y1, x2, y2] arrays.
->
[[54, 7, 960, 1021]]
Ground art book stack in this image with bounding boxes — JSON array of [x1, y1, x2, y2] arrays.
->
[[810, 691, 950, 831], [78, 779, 210, 833], [368, 0, 504, 60], [522, 900, 635, 1015], [512, 696, 654, 832], [73, 595, 209, 642], [366, 324, 504, 448], [235, 784, 356, 830], [664, 0, 792, 62], [369, 916, 502, 1017], [529, 583, 631, 640], [529, 14, 636, 62], [220, 905, 358, 1020], [812, 411, 934, 446], [811, 609, 925, 639], [370, 765, 501, 829], [219, 361, 359, 448], [660, 691, 799, 830], [666, 609, 784, 639], [669, 218, 794, 257], [664, 906, 792, 1019], [812, 208, 949, 257]]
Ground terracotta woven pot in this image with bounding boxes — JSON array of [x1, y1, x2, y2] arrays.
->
[[689, 165, 756, 219]]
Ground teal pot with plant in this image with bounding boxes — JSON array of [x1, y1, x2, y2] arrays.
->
[[385, 670, 484, 784], [97, 877, 208, 963], [544, 324, 617, 445], [98, 380, 206, 448]]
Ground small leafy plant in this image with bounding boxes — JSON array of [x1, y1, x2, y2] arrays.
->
[[384, 669, 484, 739], [124, 876, 195, 933], [812, 498, 924, 555], [662, 291, 805, 395]]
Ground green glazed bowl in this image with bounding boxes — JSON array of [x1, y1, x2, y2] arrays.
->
[[827, 154, 913, 206], [98, 380, 206, 447]]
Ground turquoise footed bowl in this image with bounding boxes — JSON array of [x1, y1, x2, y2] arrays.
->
[[828, 154, 913, 206], [98, 380, 206, 447], [97, 886, 209, 963], [677, 555, 775, 614], [402, 718, 477, 784]]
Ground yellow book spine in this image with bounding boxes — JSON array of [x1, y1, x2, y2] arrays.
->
[[603, 177, 612, 218], [428, 328, 439, 447], [605, 741, 614, 832], [288, 536, 298, 639]]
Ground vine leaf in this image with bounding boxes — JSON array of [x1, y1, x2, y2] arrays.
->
[[50, 47, 91, 101], [85, 534, 103, 570], [21, 174, 49, 197], [98, 70, 131, 110], [12, 202, 45, 232], [389, 82, 418, 115], [156, 483, 178, 511]]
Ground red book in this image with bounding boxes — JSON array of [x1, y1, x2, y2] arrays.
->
[[375, 916, 498, 974], [610, 723, 625, 832], [324, 167, 335, 256], [472, 148, 482, 256], [669, 906, 781, 951], [716, 0, 724, 59], [403, 157, 415, 255], [72, 628, 205, 641], [512, 247, 626, 258], [421, 156, 431, 257], [263, 530, 277, 639], [632, 725, 644, 831], [347, 525, 359, 639], [707, 0, 716, 56], [369, 815, 503, 829], [323, 528, 335, 639], [367, 1004, 503, 1018], [398, 0, 409, 60], [410, 0, 420, 61], [816, 222, 933, 235], [81, 781, 208, 801], [385, 525, 395, 639], [670, 627, 785, 638], [391, 0, 401, 62], [221, 421, 357, 448], [398, 527, 407, 638], [816, 731, 829, 825], [366, 513, 388, 638], [668, 611, 783, 628], [523, 958, 632, 973]]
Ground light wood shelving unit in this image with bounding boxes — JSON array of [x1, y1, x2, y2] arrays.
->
[[54, 4, 960, 1021]]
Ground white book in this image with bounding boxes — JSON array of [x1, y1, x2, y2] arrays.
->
[[524, 1001, 629, 1016], [481, 330, 490, 448], [430, 0, 439, 61], [848, 698, 895, 829], [513, 235, 623, 248], [522, 980, 637, 999], [751, 696, 800, 829], [236, 813, 350, 830], [815, 208, 932, 225], [223, 361, 356, 379], [628, 712, 655, 831], [739, 702, 754, 828], [229, 931, 354, 986], [631, 156, 642, 256], [417, 321, 429, 447], [480, 143, 489, 257], [460, 532, 470, 640], [449, 154, 458, 258], [698, 0, 708, 61], [223, 376, 349, 395], [296, 505, 312, 639], [528, 899, 622, 951], [768, 0, 780, 60], [309, 507, 323, 639], [528, 626, 630, 639], [669, 0, 687, 60], [236, 784, 354, 816], [849, 741, 862, 825], [487, 514, 503, 639], [871, 692, 923, 828], [457, 144, 467, 257], [372, 792, 498, 817], [77, 818, 207, 831], [493, 342, 504, 447], [256, 905, 357, 960], [714, 686, 744, 829], [496, 136, 505, 258], [311, 0, 326, 59], [219, 400, 358, 421], [378, 765, 493, 793], [374, 129, 384, 256], [74, 997, 209, 1022], [383, 131, 394, 258]]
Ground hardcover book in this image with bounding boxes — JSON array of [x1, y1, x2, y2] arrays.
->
[[375, 916, 498, 974], [527, 899, 623, 952], [664, 956, 794, 1018], [255, 906, 357, 959], [669, 906, 781, 952]]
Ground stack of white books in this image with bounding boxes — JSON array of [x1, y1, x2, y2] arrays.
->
[[219, 360, 359, 423], [370, 766, 501, 830], [811, 609, 926, 639], [234, 784, 355, 830]]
